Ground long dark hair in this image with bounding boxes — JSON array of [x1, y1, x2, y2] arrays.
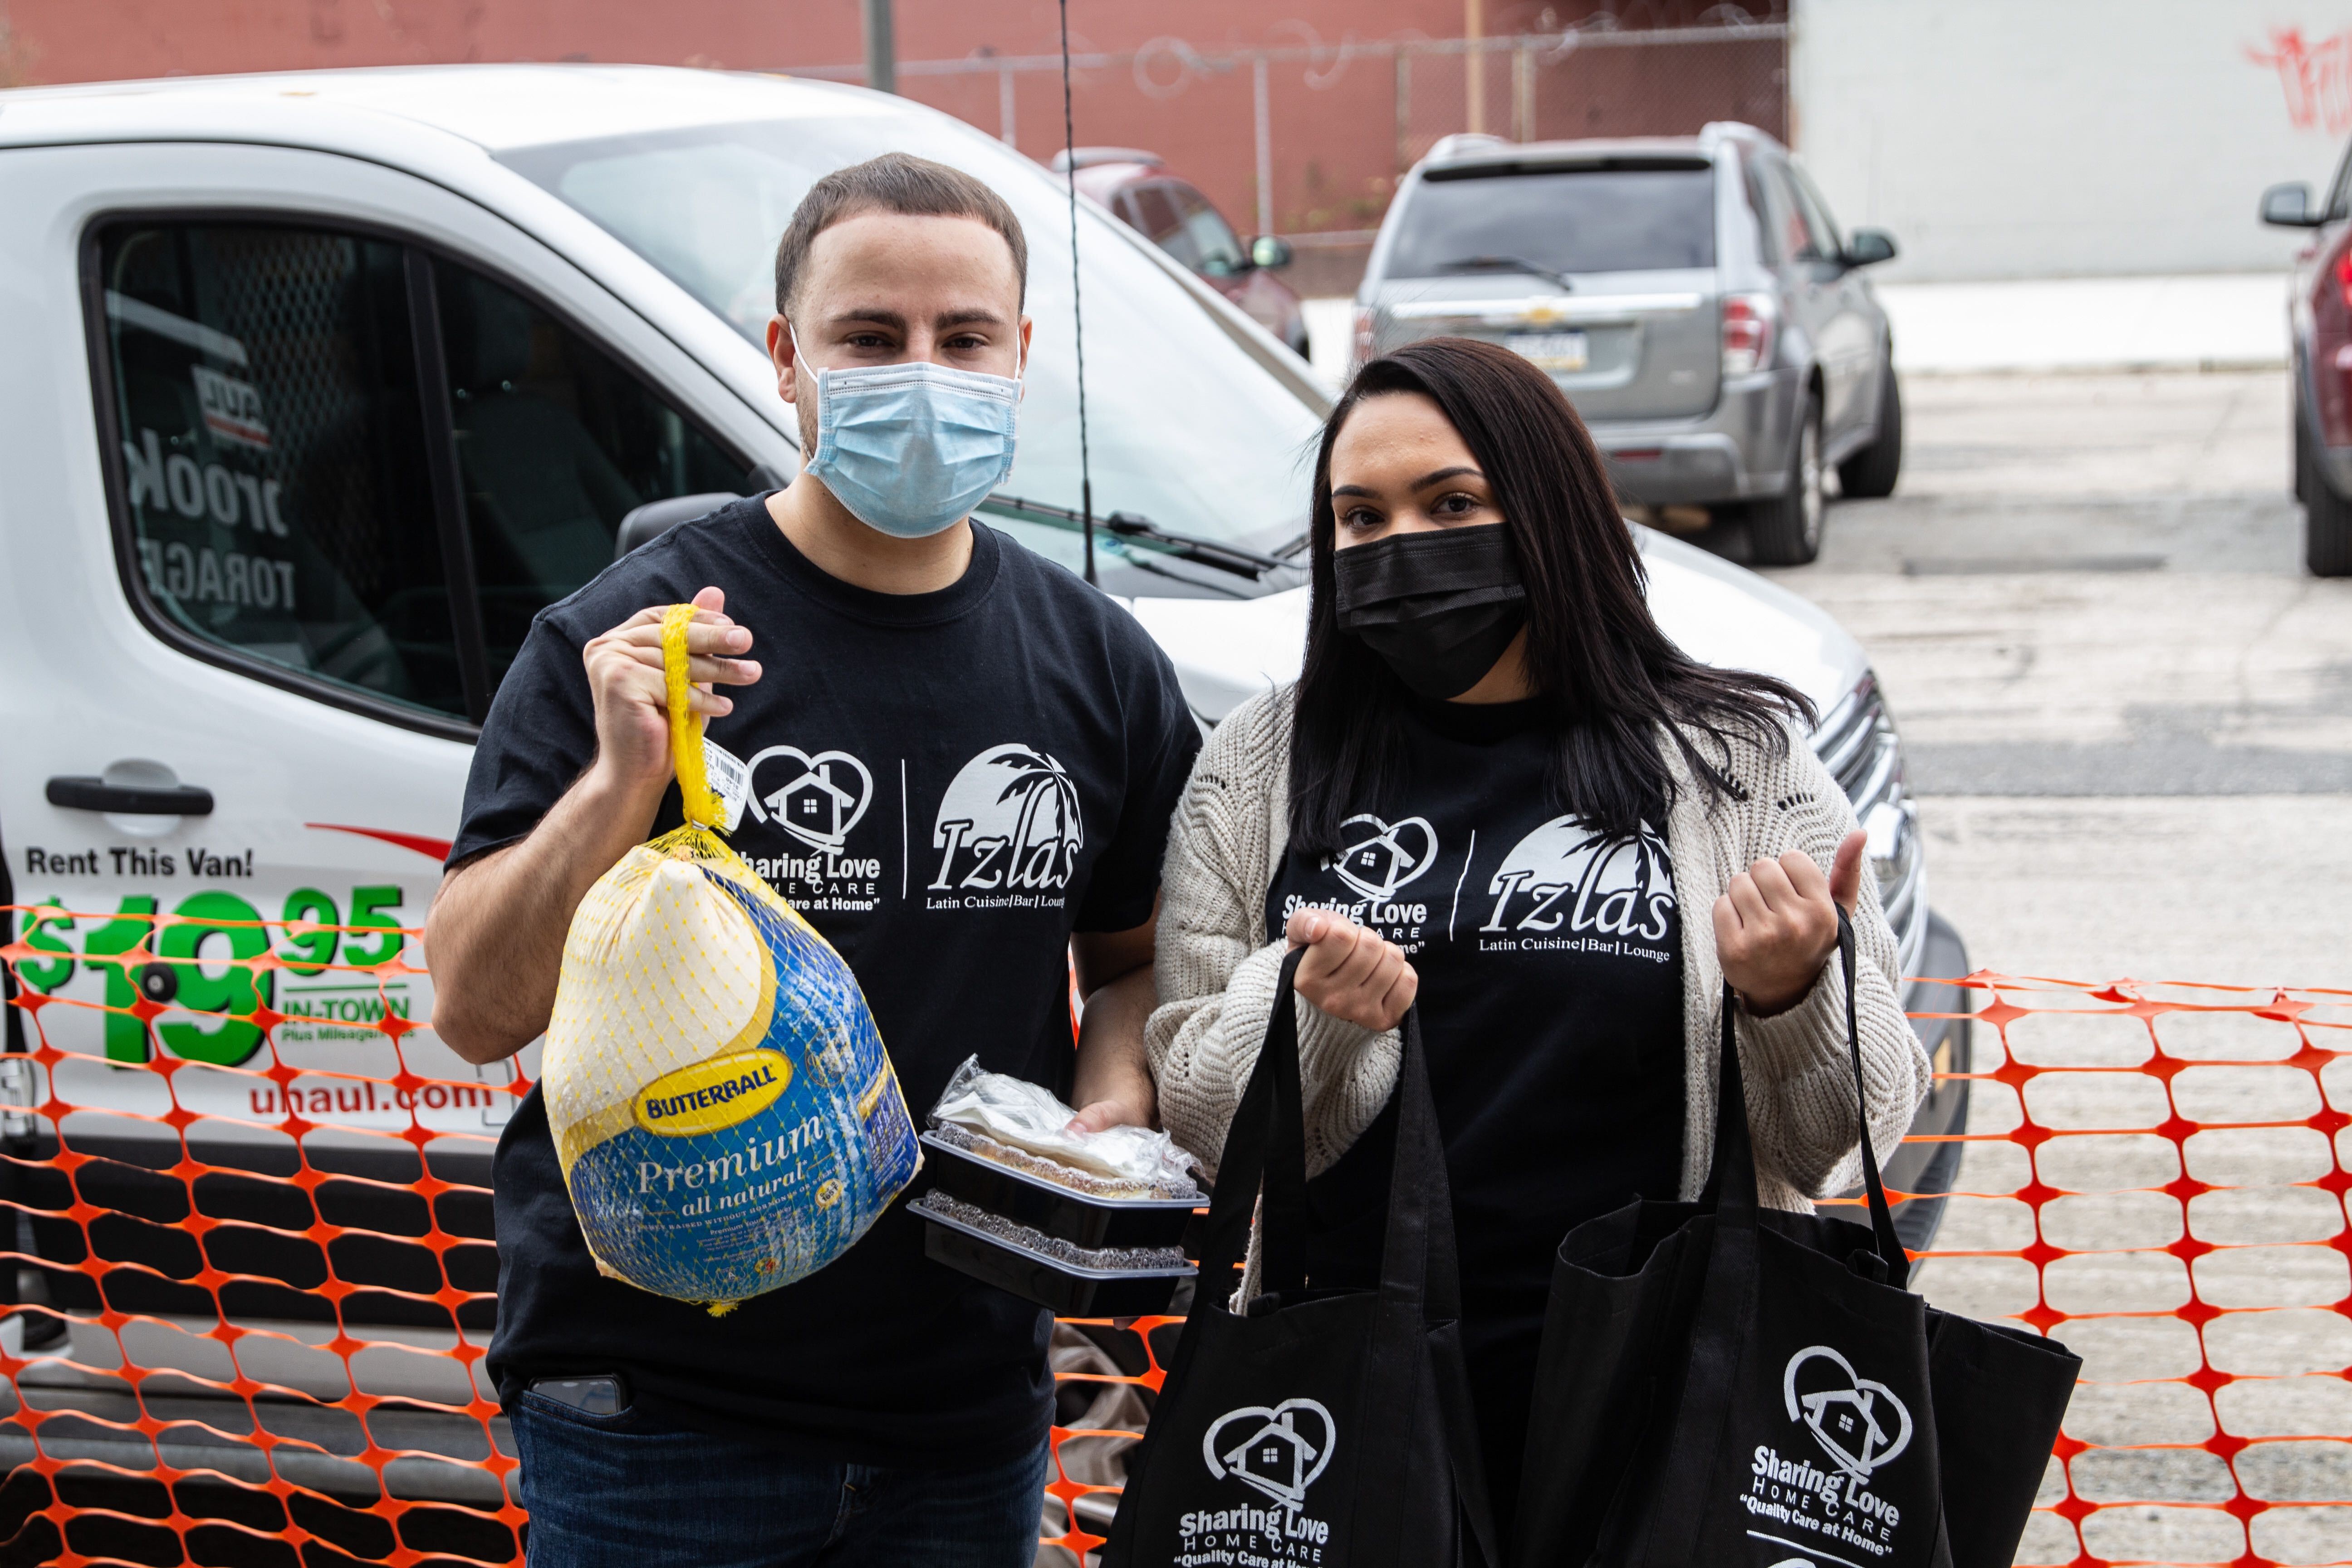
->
[[1289, 336, 1814, 851]]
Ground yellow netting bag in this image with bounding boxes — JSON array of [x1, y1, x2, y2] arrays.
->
[[543, 605, 920, 1312]]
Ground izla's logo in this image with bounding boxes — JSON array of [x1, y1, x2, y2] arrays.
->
[[745, 747, 874, 851], [1328, 813, 1438, 901], [930, 744, 1084, 892], [1784, 1345, 1913, 1480], [1203, 1398, 1335, 1510], [1481, 815, 1674, 938]]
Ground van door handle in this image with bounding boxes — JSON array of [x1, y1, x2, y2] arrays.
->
[[46, 777, 215, 816]]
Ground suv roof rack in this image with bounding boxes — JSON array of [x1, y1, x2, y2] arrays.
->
[[1049, 147, 1165, 172], [1423, 132, 1512, 164]]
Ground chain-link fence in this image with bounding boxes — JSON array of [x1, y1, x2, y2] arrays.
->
[[789, 16, 1788, 252]]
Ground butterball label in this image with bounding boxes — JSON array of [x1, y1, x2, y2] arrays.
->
[[632, 1049, 793, 1137]]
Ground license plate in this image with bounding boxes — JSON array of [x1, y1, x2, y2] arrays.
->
[[1505, 330, 1588, 372]]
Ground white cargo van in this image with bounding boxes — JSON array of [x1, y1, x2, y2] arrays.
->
[[0, 65, 1968, 1529]]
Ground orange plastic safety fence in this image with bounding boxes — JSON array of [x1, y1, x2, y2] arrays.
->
[[0, 906, 2345, 1567]]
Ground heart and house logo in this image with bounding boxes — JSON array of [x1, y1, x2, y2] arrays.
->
[[745, 746, 874, 852], [1741, 1346, 1915, 1561], [1783, 1345, 1913, 1480], [1202, 1397, 1337, 1511], [1328, 813, 1438, 902]]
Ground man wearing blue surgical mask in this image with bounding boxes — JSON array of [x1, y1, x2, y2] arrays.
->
[[425, 154, 1202, 1567]]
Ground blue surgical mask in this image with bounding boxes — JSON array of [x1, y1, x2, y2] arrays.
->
[[793, 328, 1023, 539]]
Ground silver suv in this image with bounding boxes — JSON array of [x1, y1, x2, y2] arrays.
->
[[1353, 122, 1903, 565]]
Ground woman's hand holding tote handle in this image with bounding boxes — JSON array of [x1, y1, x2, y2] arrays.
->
[[1285, 907, 1419, 1031], [1715, 827, 1866, 1015]]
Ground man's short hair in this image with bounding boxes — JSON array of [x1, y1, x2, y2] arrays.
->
[[773, 152, 1029, 317]]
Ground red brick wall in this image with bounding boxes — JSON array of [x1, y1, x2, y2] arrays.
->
[[0, 0, 1781, 241]]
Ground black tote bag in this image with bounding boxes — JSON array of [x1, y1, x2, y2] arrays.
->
[[1104, 948, 1499, 1568], [1513, 916, 2080, 1568]]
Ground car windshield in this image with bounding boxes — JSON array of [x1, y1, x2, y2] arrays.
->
[[500, 114, 1323, 564], [1386, 164, 1717, 279]]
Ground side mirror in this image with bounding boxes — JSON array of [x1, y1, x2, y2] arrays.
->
[[2263, 182, 2323, 227], [1250, 234, 1295, 270], [1843, 229, 1898, 267]]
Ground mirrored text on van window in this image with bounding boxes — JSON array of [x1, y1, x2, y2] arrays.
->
[[96, 223, 464, 719], [1387, 164, 1719, 279], [432, 263, 755, 689]]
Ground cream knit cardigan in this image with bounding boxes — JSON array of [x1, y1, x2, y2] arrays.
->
[[1146, 686, 1931, 1215]]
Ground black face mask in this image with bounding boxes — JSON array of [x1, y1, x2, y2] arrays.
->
[[1332, 525, 1528, 700]]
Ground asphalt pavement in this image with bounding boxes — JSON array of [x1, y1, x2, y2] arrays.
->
[[1691, 368, 2352, 982], [1691, 369, 2352, 1565]]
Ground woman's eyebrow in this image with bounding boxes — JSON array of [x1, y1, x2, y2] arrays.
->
[[1330, 484, 1380, 500], [1412, 465, 1484, 489]]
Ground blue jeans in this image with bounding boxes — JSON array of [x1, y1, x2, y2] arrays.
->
[[511, 1390, 1049, 1568]]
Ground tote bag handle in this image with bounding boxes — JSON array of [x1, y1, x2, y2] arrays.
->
[[1699, 908, 1905, 1277], [1196, 948, 1460, 1309], [1196, 946, 1317, 1294], [1837, 909, 1908, 1278]]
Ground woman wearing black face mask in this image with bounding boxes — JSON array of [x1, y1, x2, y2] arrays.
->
[[1144, 338, 1928, 1540]]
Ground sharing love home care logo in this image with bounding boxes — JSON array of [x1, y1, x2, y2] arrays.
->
[[1741, 1346, 1915, 1563], [1328, 813, 1438, 902], [1175, 1398, 1338, 1563], [746, 745, 874, 852]]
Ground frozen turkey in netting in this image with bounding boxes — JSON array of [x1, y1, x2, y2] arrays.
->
[[542, 605, 920, 1312]]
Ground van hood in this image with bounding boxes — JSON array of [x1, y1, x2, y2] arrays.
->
[[1126, 526, 1864, 725]]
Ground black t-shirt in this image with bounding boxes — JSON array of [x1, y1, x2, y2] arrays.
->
[[1263, 695, 1684, 1516], [451, 498, 1201, 1467]]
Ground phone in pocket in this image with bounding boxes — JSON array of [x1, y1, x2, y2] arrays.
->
[[529, 1375, 627, 1416]]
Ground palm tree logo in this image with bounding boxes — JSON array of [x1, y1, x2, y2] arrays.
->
[[930, 744, 1088, 892]]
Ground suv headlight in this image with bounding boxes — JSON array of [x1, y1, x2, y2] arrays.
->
[[1812, 673, 1927, 979]]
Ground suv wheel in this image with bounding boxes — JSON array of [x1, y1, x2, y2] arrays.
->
[[1837, 367, 1903, 499], [1748, 391, 1825, 567], [2300, 410, 2352, 576]]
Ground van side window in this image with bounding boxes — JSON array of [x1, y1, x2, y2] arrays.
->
[[432, 262, 757, 688], [96, 223, 466, 720]]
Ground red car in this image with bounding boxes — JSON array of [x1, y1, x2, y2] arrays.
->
[[1056, 147, 1311, 358], [2265, 161, 2352, 574]]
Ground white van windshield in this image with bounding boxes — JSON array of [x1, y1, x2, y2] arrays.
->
[[501, 116, 1323, 562]]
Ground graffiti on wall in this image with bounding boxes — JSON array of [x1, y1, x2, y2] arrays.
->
[[2249, 25, 2352, 135]]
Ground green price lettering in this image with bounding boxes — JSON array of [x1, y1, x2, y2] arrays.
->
[[157, 891, 273, 1068], [277, 888, 340, 975], [343, 885, 405, 969], [15, 901, 74, 993], [81, 897, 158, 1065]]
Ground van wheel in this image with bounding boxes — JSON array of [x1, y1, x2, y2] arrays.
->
[[1838, 369, 1903, 499], [1748, 392, 1825, 566], [2302, 415, 2352, 576]]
